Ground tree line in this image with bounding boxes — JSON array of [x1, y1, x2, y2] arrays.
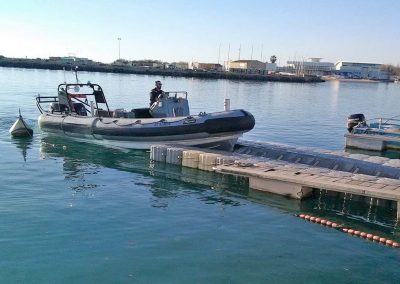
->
[[381, 64, 400, 76]]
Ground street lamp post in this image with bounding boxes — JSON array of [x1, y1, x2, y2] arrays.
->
[[117, 37, 121, 60]]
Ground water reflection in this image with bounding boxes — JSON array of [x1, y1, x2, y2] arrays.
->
[[39, 135, 250, 208], [11, 136, 33, 162], [38, 135, 400, 239], [301, 190, 399, 240]]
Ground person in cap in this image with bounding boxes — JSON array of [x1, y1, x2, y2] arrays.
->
[[150, 80, 164, 106]]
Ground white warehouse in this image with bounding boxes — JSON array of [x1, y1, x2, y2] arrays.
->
[[335, 61, 389, 80]]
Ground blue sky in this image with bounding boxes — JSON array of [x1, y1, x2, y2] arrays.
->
[[1, 0, 399, 65]]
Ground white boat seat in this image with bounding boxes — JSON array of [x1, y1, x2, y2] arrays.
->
[[49, 102, 69, 113]]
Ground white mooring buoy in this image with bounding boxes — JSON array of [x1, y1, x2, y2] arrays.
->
[[9, 109, 33, 138]]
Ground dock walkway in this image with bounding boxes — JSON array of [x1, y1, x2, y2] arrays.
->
[[150, 141, 400, 218], [215, 162, 400, 202]]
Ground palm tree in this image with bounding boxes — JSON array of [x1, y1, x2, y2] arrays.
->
[[270, 55, 277, 64]]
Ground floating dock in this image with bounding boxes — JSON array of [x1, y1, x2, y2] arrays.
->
[[345, 133, 400, 151], [150, 141, 400, 218]]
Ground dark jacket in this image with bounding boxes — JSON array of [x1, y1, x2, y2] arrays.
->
[[150, 88, 163, 106]]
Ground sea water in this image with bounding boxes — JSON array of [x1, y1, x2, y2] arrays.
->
[[1, 67, 400, 283]]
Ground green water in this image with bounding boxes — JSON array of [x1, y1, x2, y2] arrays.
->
[[1, 67, 400, 283]]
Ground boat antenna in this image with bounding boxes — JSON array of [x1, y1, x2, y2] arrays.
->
[[63, 67, 66, 83], [74, 66, 79, 83]]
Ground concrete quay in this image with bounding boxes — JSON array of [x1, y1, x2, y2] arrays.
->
[[150, 142, 400, 218]]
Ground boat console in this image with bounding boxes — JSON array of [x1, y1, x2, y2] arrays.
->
[[150, 92, 189, 118]]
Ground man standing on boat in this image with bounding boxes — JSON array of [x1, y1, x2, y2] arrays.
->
[[150, 80, 164, 106]]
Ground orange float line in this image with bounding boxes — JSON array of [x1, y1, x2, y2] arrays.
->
[[296, 213, 399, 248]]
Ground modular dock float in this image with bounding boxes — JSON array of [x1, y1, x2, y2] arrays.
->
[[345, 133, 400, 151], [150, 142, 400, 218]]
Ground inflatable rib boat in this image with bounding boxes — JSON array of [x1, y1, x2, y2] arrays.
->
[[36, 83, 255, 150]]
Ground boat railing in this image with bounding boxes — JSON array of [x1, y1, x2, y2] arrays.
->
[[36, 94, 91, 115], [36, 95, 58, 114], [363, 117, 400, 130]]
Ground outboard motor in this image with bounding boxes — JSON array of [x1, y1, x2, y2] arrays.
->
[[347, 113, 366, 132]]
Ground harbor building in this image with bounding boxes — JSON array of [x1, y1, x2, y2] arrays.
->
[[265, 63, 277, 72], [131, 60, 164, 68], [49, 56, 94, 65], [169, 62, 189, 70], [228, 60, 266, 73], [191, 62, 223, 71], [334, 61, 389, 80], [286, 58, 334, 76]]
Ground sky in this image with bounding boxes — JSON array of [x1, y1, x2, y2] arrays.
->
[[1, 0, 400, 65]]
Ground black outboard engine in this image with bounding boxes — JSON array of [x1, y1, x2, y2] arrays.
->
[[347, 113, 366, 132]]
